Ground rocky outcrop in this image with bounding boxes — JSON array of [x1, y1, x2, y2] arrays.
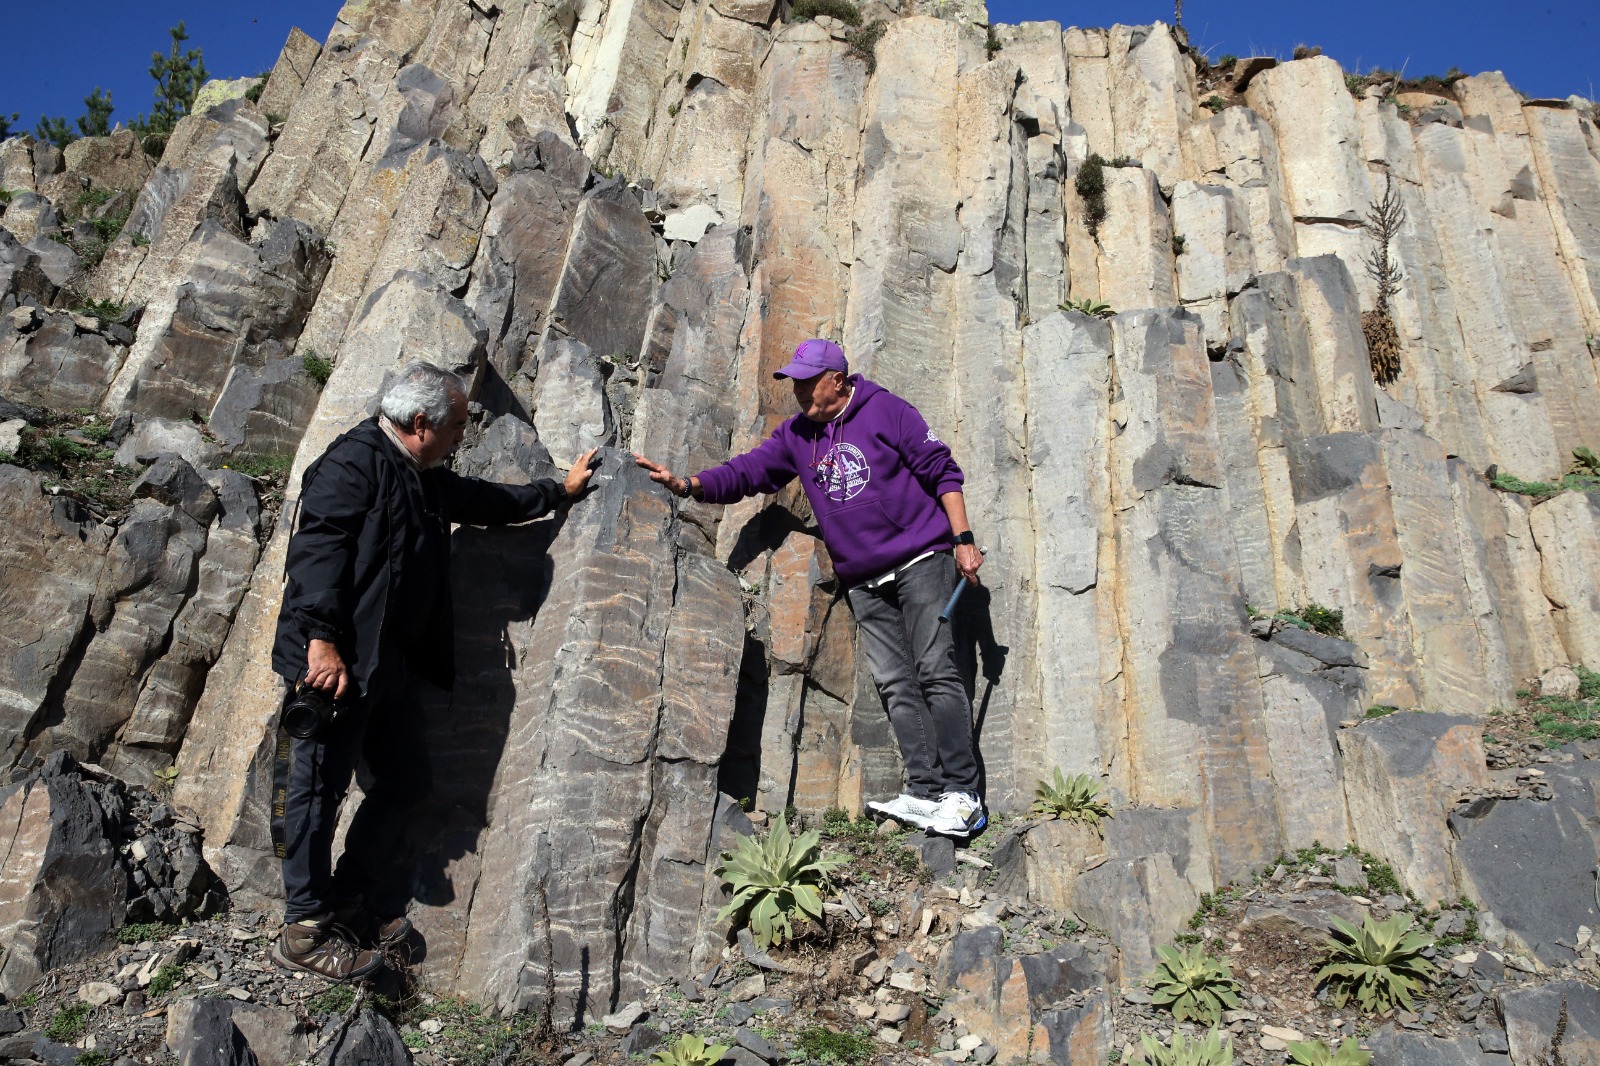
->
[[2, 0, 1600, 1022], [0, 753, 216, 998]]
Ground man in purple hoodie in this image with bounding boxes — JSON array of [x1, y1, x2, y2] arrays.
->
[[635, 339, 987, 837]]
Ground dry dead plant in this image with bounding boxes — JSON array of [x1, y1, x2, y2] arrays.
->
[[1362, 172, 1407, 386]]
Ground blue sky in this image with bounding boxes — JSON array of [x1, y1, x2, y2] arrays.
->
[[2, 0, 1596, 135]]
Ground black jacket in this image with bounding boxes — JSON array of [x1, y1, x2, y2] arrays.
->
[[271, 417, 567, 694]]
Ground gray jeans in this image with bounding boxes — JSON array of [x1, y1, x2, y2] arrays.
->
[[847, 552, 980, 800]]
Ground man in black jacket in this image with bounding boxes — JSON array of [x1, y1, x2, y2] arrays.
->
[[269, 360, 596, 980]]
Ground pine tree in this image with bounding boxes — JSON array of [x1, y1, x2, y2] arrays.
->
[[0, 112, 18, 140], [132, 22, 208, 136], [34, 115, 77, 150], [77, 88, 114, 137]]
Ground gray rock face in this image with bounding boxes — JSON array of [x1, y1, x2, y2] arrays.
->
[[446, 457, 745, 1020], [2, 0, 1597, 1021], [0, 754, 121, 997], [1498, 980, 1600, 1066], [1451, 761, 1600, 964], [938, 927, 1112, 1064], [113, 218, 328, 424], [1365, 1027, 1505, 1066], [320, 1007, 412, 1065], [1339, 713, 1488, 904], [0, 310, 128, 410], [27, 459, 220, 764], [0, 466, 110, 763]]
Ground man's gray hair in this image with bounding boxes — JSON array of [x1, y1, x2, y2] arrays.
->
[[379, 361, 466, 427]]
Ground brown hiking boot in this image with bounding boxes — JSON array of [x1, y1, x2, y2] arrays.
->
[[271, 917, 383, 981], [331, 901, 414, 949]]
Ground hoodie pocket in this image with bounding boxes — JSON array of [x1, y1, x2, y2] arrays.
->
[[823, 498, 907, 548]]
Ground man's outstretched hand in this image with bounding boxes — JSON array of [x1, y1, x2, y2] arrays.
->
[[564, 448, 600, 499], [305, 638, 350, 701], [634, 453, 693, 498]]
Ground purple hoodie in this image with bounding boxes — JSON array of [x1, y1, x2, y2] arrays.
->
[[695, 377, 964, 586]]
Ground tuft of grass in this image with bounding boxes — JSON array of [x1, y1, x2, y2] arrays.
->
[[244, 77, 267, 104], [985, 25, 1002, 58], [301, 349, 333, 388], [790, 0, 862, 25], [795, 1026, 876, 1065], [309, 984, 358, 1015], [147, 963, 185, 998], [1490, 469, 1600, 498], [1364, 704, 1399, 719], [71, 299, 126, 321], [45, 1003, 92, 1041], [1274, 603, 1345, 638], [225, 453, 293, 480], [1202, 94, 1226, 113], [119, 921, 179, 944]]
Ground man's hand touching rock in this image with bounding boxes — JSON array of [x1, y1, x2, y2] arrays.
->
[[564, 448, 600, 500], [633, 453, 698, 499]]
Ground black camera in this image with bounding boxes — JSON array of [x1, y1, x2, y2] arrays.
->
[[282, 684, 343, 739]]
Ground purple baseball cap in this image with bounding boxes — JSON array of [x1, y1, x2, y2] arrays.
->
[[773, 338, 849, 380]]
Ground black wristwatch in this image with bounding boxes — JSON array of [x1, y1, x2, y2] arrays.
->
[[954, 531, 975, 546]]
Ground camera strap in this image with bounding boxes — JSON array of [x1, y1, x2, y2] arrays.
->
[[269, 693, 294, 859]]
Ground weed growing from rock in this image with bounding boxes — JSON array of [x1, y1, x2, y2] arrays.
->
[[844, 21, 887, 75], [1141, 1026, 1233, 1066], [301, 349, 334, 389], [715, 812, 843, 950], [1270, 602, 1346, 638], [1318, 913, 1436, 1012], [146, 963, 185, 998], [118, 921, 179, 944], [1287, 1038, 1372, 1066], [1029, 768, 1111, 828], [790, 0, 862, 25], [1059, 297, 1115, 319], [1490, 468, 1600, 499], [45, 1003, 92, 1041], [651, 1033, 732, 1066], [1148, 944, 1242, 1024], [1075, 153, 1108, 233], [795, 1026, 875, 1065]]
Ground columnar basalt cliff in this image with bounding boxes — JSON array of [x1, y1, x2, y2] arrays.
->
[[3, 0, 1600, 1033]]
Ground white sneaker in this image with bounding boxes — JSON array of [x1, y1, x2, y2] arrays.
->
[[928, 792, 987, 837], [867, 793, 943, 830]]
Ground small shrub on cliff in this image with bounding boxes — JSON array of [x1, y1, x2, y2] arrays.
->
[[1059, 297, 1114, 319], [790, 0, 862, 26], [1075, 153, 1109, 233], [1202, 94, 1226, 113], [845, 21, 888, 74], [1142, 1028, 1233, 1066], [1318, 913, 1436, 1012], [244, 76, 268, 104], [1273, 603, 1345, 639], [1287, 1039, 1372, 1066], [1148, 945, 1242, 1024], [652, 1034, 732, 1066], [301, 349, 334, 388], [1030, 768, 1111, 828], [716, 812, 843, 950]]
